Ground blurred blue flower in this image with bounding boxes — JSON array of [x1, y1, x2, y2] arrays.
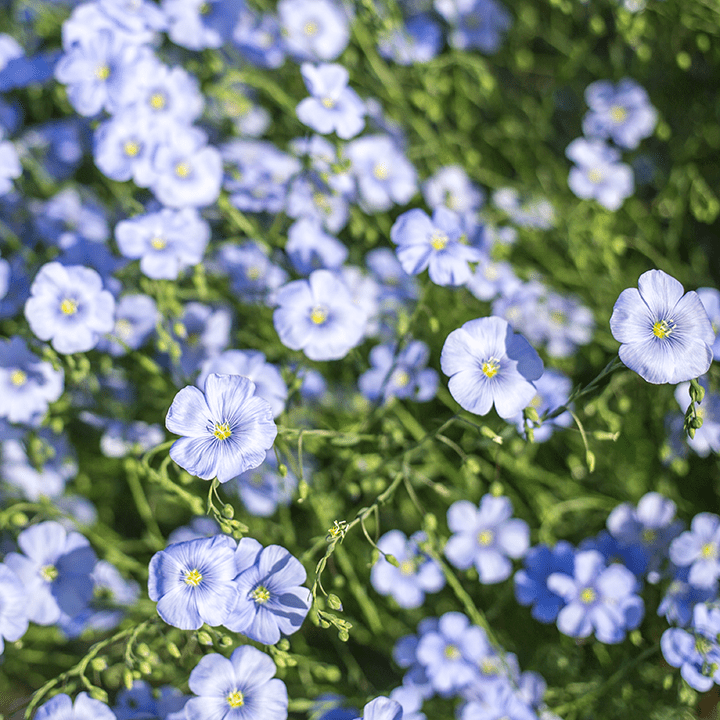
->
[[389, 686, 424, 720], [352, 698, 403, 720], [0, 131, 21, 195], [347, 134, 418, 212], [378, 14, 443, 66], [435, 0, 511, 53], [583, 78, 657, 150], [461, 681, 537, 720], [24, 262, 115, 354], [286, 218, 348, 275], [360, 340, 438, 403], [445, 495, 529, 583], [233, 9, 286, 69], [610, 269, 715, 384], [658, 565, 716, 628], [114, 680, 189, 720], [391, 207, 483, 286], [514, 540, 575, 623], [670, 512, 720, 588], [606, 491, 684, 583], [423, 165, 484, 215], [4, 521, 96, 625], [35, 692, 116, 720], [547, 549, 644, 643], [273, 269, 368, 361], [115, 207, 210, 279], [441, 316, 543, 419], [214, 241, 288, 305], [278, 0, 350, 61], [0, 336, 64, 426], [566, 137, 634, 211], [148, 534, 238, 630], [370, 530, 445, 608], [662, 603, 720, 691], [225, 538, 311, 644], [167, 516, 221, 544], [163, 0, 239, 49], [185, 646, 288, 720], [697, 287, 720, 357], [96, 293, 158, 356], [465, 258, 520, 302], [166, 373, 277, 483], [286, 172, 350, 233], [297, 62, 366, 139], [0, 563, 28, 655]]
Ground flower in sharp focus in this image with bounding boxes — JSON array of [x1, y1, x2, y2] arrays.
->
[[148, 534, 238, 630], [184, 646, 288, 720], [224, 538, 311, 645], [610, 269, 715, 384], [441, 316, 543, 419], [165, 373, 278, 483], [444, 495, 530, 583]]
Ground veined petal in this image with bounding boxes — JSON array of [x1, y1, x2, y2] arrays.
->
[[166, 385, 211, 436], [637, 269, 685, 317]]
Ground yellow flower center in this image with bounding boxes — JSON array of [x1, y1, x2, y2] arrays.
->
[[477, 529, 494, 546], [393, 369, 410, 387], [151, 236, 166, 250], [551, 310, 567, 326], [701, 542, 717, 559], [116, 319, 133, 338], [580, 587, 596, 604], [61, 298, 78, 315], [530, 394, 542, 408], [313, 192, 329, 208], [610, 105, 627, 124], [41, 564, 58, 582], [10, 369, 27, 386], [481, 358, 500, 378], [213, 422, 232, 440], [251, 585, 271, 604], [321, 97, 335, 109], [399, 560, 415, 575], [95, 64, 110, 80], [641, 528, 656, 545], [444, 644, 460, 659], [175, 162, 191, 178], [184, 568, 203, 586], [587, 168, 603, 184], [430, 231, 449, 251], [227, 691, 244, 708], [373, 162, 389, 180], [484, 264, 499, 280], [150, 92, 166, 110], [652, 319, 674, 339], [246, 266, 261, 280], [481, 658, 499, 675], [199, 1, 211, 13], [310, 306, 328, 325], [124, 140, 140, 157], [696, 636, 712, 655], [304, 20, 318, 35]]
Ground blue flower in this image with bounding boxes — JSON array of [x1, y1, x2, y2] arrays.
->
[[514, 541, 575, 624], [583, 79, 658, 150], [273, 269, 368, 361], [435, 0, 511, 54], [662, 603, 720, 691], [286, 218, 349, 275], [148, 534, 239, 630], [114, 680, 189, 720], [352, 698, 403, 720], [359, 341, 438, 404], [370, 530, 445, 608], [0, 336, 64, 426], [0, 132, 21, 195], [669, 512, 720, 588], [214, 241, 288, 305], [166, 373, 278, 483], [96, 293, 159, 357], [378, 14, 443, 66], [4, 521, 96, 625], [674, 378, 720, 457], [278, 0, 350, 61], [185, 645, 288, 720], [423, 165, 485, 215], [566, 138, 634, 211], [35, 692, 116, 720], [0, 563, 28, 654], [697, 287, 720, 357], [391, 207, 483, 286], [658, 566, 715, 628], [610, 269, 715, 384], [547, 550, 644, 643], [163, 0, 239, 50], [441, 316, 543, 419], [296, 63, 366, 139], [224, 538, 311, 644], [444, 495, 530, 583], [24, 262, 116, 355]]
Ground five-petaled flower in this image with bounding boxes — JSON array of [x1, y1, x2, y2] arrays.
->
[[166, 373, 278, 483], [610, 269, 715, 384]]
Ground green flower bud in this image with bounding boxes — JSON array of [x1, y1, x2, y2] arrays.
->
[[167, 642, 181, 658], [327, 594, 343, 611], [222, 504, 235, 519], [91, 657, 107, 672], [197, 631, 213, 646], [89, 688, 108, 703]]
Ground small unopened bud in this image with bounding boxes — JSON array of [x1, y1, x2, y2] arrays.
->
[[338, 629, 350, 642], [278, 463, 288, 477], [197, 631, 213, 646], [384, 554, 400, 568], [327, 594, 343, 611], [167, 642, 181, 658], [89, 688, 108, 703], [91, 657, 107, 672], [222, 504, 234, 519], [139, 661, 152, 675], [124, 667, 134, 690]]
